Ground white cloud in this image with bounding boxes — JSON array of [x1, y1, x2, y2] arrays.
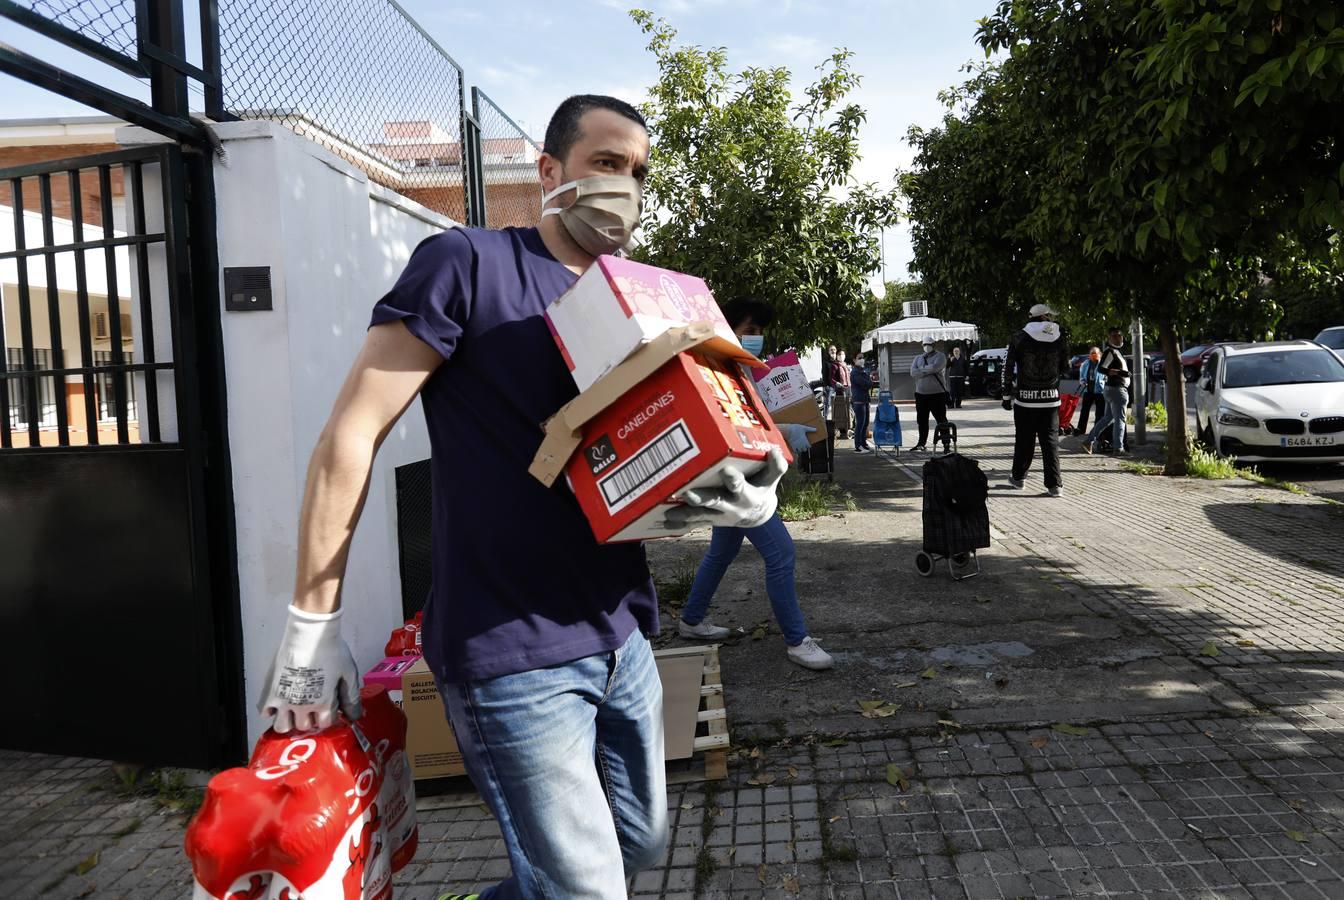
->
[[759, 33, 824, 62]]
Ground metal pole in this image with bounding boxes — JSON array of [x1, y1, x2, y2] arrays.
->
[[1132, 319, 1146, 445]]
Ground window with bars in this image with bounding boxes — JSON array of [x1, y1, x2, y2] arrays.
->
[[93, 350, 137, 423], [5, 348, 57, 430]]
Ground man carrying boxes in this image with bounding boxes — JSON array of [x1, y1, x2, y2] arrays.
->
[[255, 94, 794, 899]]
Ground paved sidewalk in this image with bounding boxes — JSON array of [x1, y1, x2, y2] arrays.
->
[[3, 399, 1343, 898]]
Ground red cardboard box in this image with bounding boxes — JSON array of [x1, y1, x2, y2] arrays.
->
[[531, 324, 790, 543]]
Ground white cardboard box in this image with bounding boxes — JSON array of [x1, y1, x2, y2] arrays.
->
[[545, 255, 739, 392]]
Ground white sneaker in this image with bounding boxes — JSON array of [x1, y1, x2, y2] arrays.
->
[[678, 619, 732, 640], [787, 636, 834, 670]]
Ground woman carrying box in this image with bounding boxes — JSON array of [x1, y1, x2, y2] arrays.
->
[[675, 299, 835, 671]]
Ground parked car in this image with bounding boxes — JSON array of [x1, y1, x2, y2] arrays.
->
[[1179, 344, 1217, 381], [1193, 340, 1344, 463], [1147, 352, 1166, 381], [1315, 326, 1344, 352], [969, 348, 1008, 398], [1067, 354, 1087, 380]]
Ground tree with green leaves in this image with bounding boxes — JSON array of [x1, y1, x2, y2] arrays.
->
[[905, 0, 1344, 474], [628, 10, 899, 350]]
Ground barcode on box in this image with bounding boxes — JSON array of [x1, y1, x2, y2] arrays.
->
[[599, 421, 699, 514]]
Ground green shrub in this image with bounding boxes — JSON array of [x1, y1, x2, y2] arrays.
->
[[1146, 402, 1168, 427], [1185, 442, 1238, 479]]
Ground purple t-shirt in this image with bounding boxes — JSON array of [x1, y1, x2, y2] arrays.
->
[[370, 227, 659, 683]]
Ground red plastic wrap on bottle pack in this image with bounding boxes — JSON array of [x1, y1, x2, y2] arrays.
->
[[383, 611, 423, 658], [184, 685, 417, 899]]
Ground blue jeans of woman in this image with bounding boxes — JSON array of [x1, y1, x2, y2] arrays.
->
[[680, 513, 809, 645], [437, 630, 668, 898]]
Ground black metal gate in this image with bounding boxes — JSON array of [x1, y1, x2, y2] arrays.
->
[[1, 3, 242, 767]]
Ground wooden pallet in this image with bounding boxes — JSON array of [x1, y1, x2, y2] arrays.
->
[[659, 643, 730, 785]]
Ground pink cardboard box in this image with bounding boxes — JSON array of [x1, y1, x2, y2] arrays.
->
[[544, 255, 738, 391], [364, 656, 419, 705]]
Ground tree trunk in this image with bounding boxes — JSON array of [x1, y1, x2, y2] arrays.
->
[[1160, 318, 1188, 476]]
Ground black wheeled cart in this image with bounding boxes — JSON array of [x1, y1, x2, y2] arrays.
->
[[916, 451, 990, 580]]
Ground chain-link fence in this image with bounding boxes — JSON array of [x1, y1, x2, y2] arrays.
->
[[4, 0, 546, 228], [215, 0, 469, 223], [3, 0, 141, 71], [472, 88, 543, 229]]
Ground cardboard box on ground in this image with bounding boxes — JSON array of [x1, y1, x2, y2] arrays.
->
[[367, 651, 708, 780]]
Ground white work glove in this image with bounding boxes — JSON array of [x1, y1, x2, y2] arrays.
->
[[663, 448, 788, 531], [777, 423, 817, 456], [258, 605, 363, 733]]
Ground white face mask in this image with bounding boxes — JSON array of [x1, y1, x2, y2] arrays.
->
[[541, 174, 642, 256], [923, 344, 933, 353]]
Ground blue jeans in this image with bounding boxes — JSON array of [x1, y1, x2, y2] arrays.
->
[[852, 402, 871, 448], [1087, 386, 1129, 450], [438, 630, 668, 898], [681, 513, 809, 645]]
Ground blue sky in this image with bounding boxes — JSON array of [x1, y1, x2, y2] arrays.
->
[[1, 0, 997, 277]]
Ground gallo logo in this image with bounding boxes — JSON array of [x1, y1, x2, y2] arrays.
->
[[618, 391, 677, 440], [586, 434, 618, 475], [659, 273, 692, 318]]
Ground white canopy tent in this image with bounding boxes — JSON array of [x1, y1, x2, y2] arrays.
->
[[863, 314, 981, 400], [862, 315, 980, 353]]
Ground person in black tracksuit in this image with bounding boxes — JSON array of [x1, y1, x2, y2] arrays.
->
[[1003, 303, 1070, 495], [947, 346, 968, 408]]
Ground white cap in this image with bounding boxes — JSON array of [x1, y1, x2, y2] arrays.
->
[[922, 335, 935, 344], [1029, 303, 1056, 317]]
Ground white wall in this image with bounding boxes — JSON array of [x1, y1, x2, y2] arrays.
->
[[123, 121, 454, 746]]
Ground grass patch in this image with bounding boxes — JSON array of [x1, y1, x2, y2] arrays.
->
[[1237, 467, 1337, 504], [652, 563, 697, 610], [1120, 460, 1164, 476], [1185, 442, 1239, 480], [113, 767, 204, 819], [777, 474, 857, 522], [692, 783, 720, 894], [1145, 401, 1168, 428]]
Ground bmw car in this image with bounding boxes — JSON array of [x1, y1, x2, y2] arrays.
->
[[1194, 341, 1344, 463]]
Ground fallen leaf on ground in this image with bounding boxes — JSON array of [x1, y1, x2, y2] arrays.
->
[[750, 747, 762, 759], [782, 874, 801, 893], [680, 803, 694, 810], [975, 596, 991, 604], [788, 766, 799, 779], [899, 799, 909, 810], [886, 763, 911, 792], [747, 773, 776, 785], [829, 815, 842, 823], [857, 699, 887, 711], [1199, 641, 1219, 657], [1052, 723, 1092, 736], [1286, 830, 1311, 843], [920, 667, 937, 679], [752, 628, 766, 640], [74, 851, 99, 876], [1030, 737, 1049, 749], [937, 719, 962, 729], [757, 864, 768, 885], [1236, 640, 1255, 647]]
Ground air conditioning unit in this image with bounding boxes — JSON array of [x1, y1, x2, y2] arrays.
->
[[93, 312, 133, 341], [902, 300, 928, 318]]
